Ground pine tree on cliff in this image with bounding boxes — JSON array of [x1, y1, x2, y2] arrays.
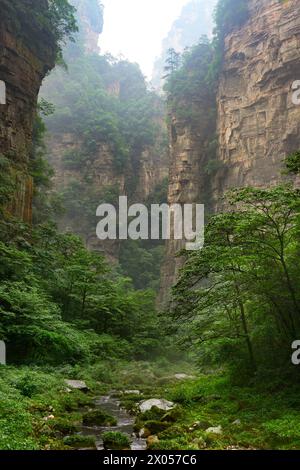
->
[[163, 48, 181, 79]]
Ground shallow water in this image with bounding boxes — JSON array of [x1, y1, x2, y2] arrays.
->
[[80, 394, 147, 451]]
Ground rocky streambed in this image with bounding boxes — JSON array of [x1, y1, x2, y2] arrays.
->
[[79, 393, 147, 451]]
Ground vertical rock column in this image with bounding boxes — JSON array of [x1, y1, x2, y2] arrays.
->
[[158, 96, 215, 306]]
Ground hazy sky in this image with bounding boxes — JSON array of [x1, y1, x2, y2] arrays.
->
[[100, 0, 191, 79]]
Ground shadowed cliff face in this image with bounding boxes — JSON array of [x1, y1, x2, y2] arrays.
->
[[0, 0, 57, 222], [158, 93, 216, 306], [159, 0, 300, 305]]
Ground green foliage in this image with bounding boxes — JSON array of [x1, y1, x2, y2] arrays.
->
[[206, 0, 249, 79], [119, 179, 169, 291], [213, 0, 249, 42], [163, 48, 182, 79], [46, 0, 78, 49], [1, 0, 78, 63], [0, 381, 37, 450], [171, 186, 300, 375], [284, 150, 300, 175], [0, 217, 163, 364], [164, 39, 216, 109], [0, 154, 15, 209], [43, 55, 161, 173], [164, 41, 217, 199], [119, 243, 164, 291], [263, 414, 300, 447], [30, 102, 65, 224], [164, 1, 249, 108]]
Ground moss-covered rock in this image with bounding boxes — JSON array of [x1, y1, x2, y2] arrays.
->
[[102, 431, 131, 450], [161, 407, 183, 423], [139, 406, 166, 421], [143, 420, 171, 435], [120, 394, 142, 412], [51, 418, 78, 436], [63, 434, 96, 449], [82, 410, 117, 427]]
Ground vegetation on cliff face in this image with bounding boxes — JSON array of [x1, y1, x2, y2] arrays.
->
[[40, 3, 169, 290], [210, 0, 249, 76], [152, 0, 216, 89], [43, 51, 163, 173], [119, 178, 169, 291], [0, 0, 77, 61], [284, 151, 300, 175], [214, 0, 249, 42]]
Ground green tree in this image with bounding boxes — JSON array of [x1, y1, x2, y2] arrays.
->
[[172, 186, 300, 374]]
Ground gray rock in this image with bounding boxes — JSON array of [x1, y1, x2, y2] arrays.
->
[[123, 390, 141, 395], [205, 425, 223, 435], [64, 380, 89, 392], [174, 374, 196, 380], [138, 398, 175, 413]]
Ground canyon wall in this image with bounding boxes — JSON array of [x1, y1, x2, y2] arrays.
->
[[46, 133, 126, 258], [214, 0, 300, 204], [46, 120, 169, 259], [42, 2, 169, 260], [0, 0, 56, 222], [159, 0, 300, 304]]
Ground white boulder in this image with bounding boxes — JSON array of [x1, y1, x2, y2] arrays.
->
[[138, 398, 175, 413]]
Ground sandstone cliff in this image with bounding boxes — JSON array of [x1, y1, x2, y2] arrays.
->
[[160, 0, 300, 304], [45, 120, 169, 260], [0, 0, 57, 222], [214, 0, 300, 205]]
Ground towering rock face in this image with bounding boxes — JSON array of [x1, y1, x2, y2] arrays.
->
[[0, 0, 56, 222], [214, 0, 300, 205], [45, 120, 169, 259], [158, 92, 215, 305], [70, 0, 103, 54], [160, 0, 300, 304], [46, 133, 126, 259]]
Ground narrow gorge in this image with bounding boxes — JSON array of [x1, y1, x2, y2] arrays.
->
[[2, 0, 300, 454]]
